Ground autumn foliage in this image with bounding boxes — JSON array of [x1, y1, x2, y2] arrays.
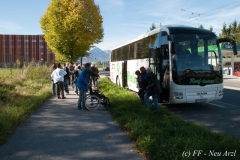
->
[[40, 0, 104, 62]]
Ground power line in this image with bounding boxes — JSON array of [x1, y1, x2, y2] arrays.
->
[[198, 4, 240, 20], [176, 1, 240, 25]]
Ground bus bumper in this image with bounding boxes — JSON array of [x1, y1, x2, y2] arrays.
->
[[169, 87, 223, 104]]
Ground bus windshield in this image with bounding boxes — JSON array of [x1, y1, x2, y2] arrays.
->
[[172, 34, 222, 85]]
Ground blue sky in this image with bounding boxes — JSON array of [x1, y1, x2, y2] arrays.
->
[[1, 0, 240, 51]]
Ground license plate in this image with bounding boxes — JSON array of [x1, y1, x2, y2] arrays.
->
[[195, 98, 207, 103]]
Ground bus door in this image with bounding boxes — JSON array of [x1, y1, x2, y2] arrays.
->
[[122, 61, 127, 87], [149, 48, 163, 101], [160, 45, 169, 82], [149, 48, 158, 75], [160, 45, 170, 102]]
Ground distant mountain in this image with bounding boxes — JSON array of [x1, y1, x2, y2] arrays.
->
[[78, 47, 111, 63]]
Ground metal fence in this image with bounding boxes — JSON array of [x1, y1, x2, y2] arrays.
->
[[0, 53, 51, 68]]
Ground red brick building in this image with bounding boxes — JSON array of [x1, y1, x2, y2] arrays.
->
[[0, 34, 55, 67]]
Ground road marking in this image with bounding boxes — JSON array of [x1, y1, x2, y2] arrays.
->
[[208, 102, 226, 108], [214, 101, 239, 108]]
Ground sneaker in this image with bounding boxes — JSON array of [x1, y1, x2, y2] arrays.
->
[[66, 92, 69, 95], [57, 96, 61, 99], [78, 107, 83, 110], [62, 97, 66, 99]]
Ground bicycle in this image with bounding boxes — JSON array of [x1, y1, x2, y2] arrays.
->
[[85, 88, 110, 111]]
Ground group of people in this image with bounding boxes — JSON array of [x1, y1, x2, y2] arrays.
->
[[51, 62, 99, 110], [135, 67, 162, 110]]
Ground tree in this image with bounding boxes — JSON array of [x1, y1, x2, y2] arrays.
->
[[199, 24, 204, 29], [150, 23, 156, 31], [40, 0, 104, 63], [236, 22, 240, 44], [219, 22, 228, 38], [230, 20, 240, 43], [209, 26, 213, 32]]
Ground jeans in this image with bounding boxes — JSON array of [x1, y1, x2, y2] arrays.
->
[[78, 89, 87, 110], [144, 92, 159, 110], [52, 82, 56, 95], [64, 78, 69, 93], [73, 83, 78, 94]]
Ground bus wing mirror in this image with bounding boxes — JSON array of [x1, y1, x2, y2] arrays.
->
[[218, 38, 238, 55], [167, 35, 174, 42]]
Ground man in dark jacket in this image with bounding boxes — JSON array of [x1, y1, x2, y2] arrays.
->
[[144, 67, 160, 110], [136, 66, 148, 102], [89, 64, 99, 88]]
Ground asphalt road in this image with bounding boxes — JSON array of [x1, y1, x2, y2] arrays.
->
[[99, 70, 110, 77], [167, 75, 240, 139]]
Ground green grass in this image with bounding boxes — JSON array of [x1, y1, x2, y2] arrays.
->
[[98, 78, 240, 160], [0, 66, 53, 145]]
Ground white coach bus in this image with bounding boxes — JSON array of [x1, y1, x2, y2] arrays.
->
[[110, 25, 237, 104]]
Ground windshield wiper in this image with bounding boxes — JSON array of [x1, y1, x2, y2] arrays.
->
[[179, 69, 222, 78], [179, 69, 192, 78], [191, 69, 211, 73]]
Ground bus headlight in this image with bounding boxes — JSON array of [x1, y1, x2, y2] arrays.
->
[[173, 92, 183, 99], [173, 92, 178, 96]]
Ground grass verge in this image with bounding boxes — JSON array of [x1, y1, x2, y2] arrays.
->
[[98, 78, 240, 160], [0, 66, 53, 145]]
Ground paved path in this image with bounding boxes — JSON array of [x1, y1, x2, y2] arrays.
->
[[0, 88, 145, 160]]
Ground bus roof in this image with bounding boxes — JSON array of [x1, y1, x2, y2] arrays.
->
[[111, 25, 215, 51], [111, 27, 162, 51]]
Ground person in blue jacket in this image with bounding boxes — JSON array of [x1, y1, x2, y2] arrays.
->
[[75, 63, 91, 110]]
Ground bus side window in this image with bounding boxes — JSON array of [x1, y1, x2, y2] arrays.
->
[[129, 43, 134, 60]]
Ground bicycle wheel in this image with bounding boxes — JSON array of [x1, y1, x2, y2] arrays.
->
[[85, 95, 100, 110]]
